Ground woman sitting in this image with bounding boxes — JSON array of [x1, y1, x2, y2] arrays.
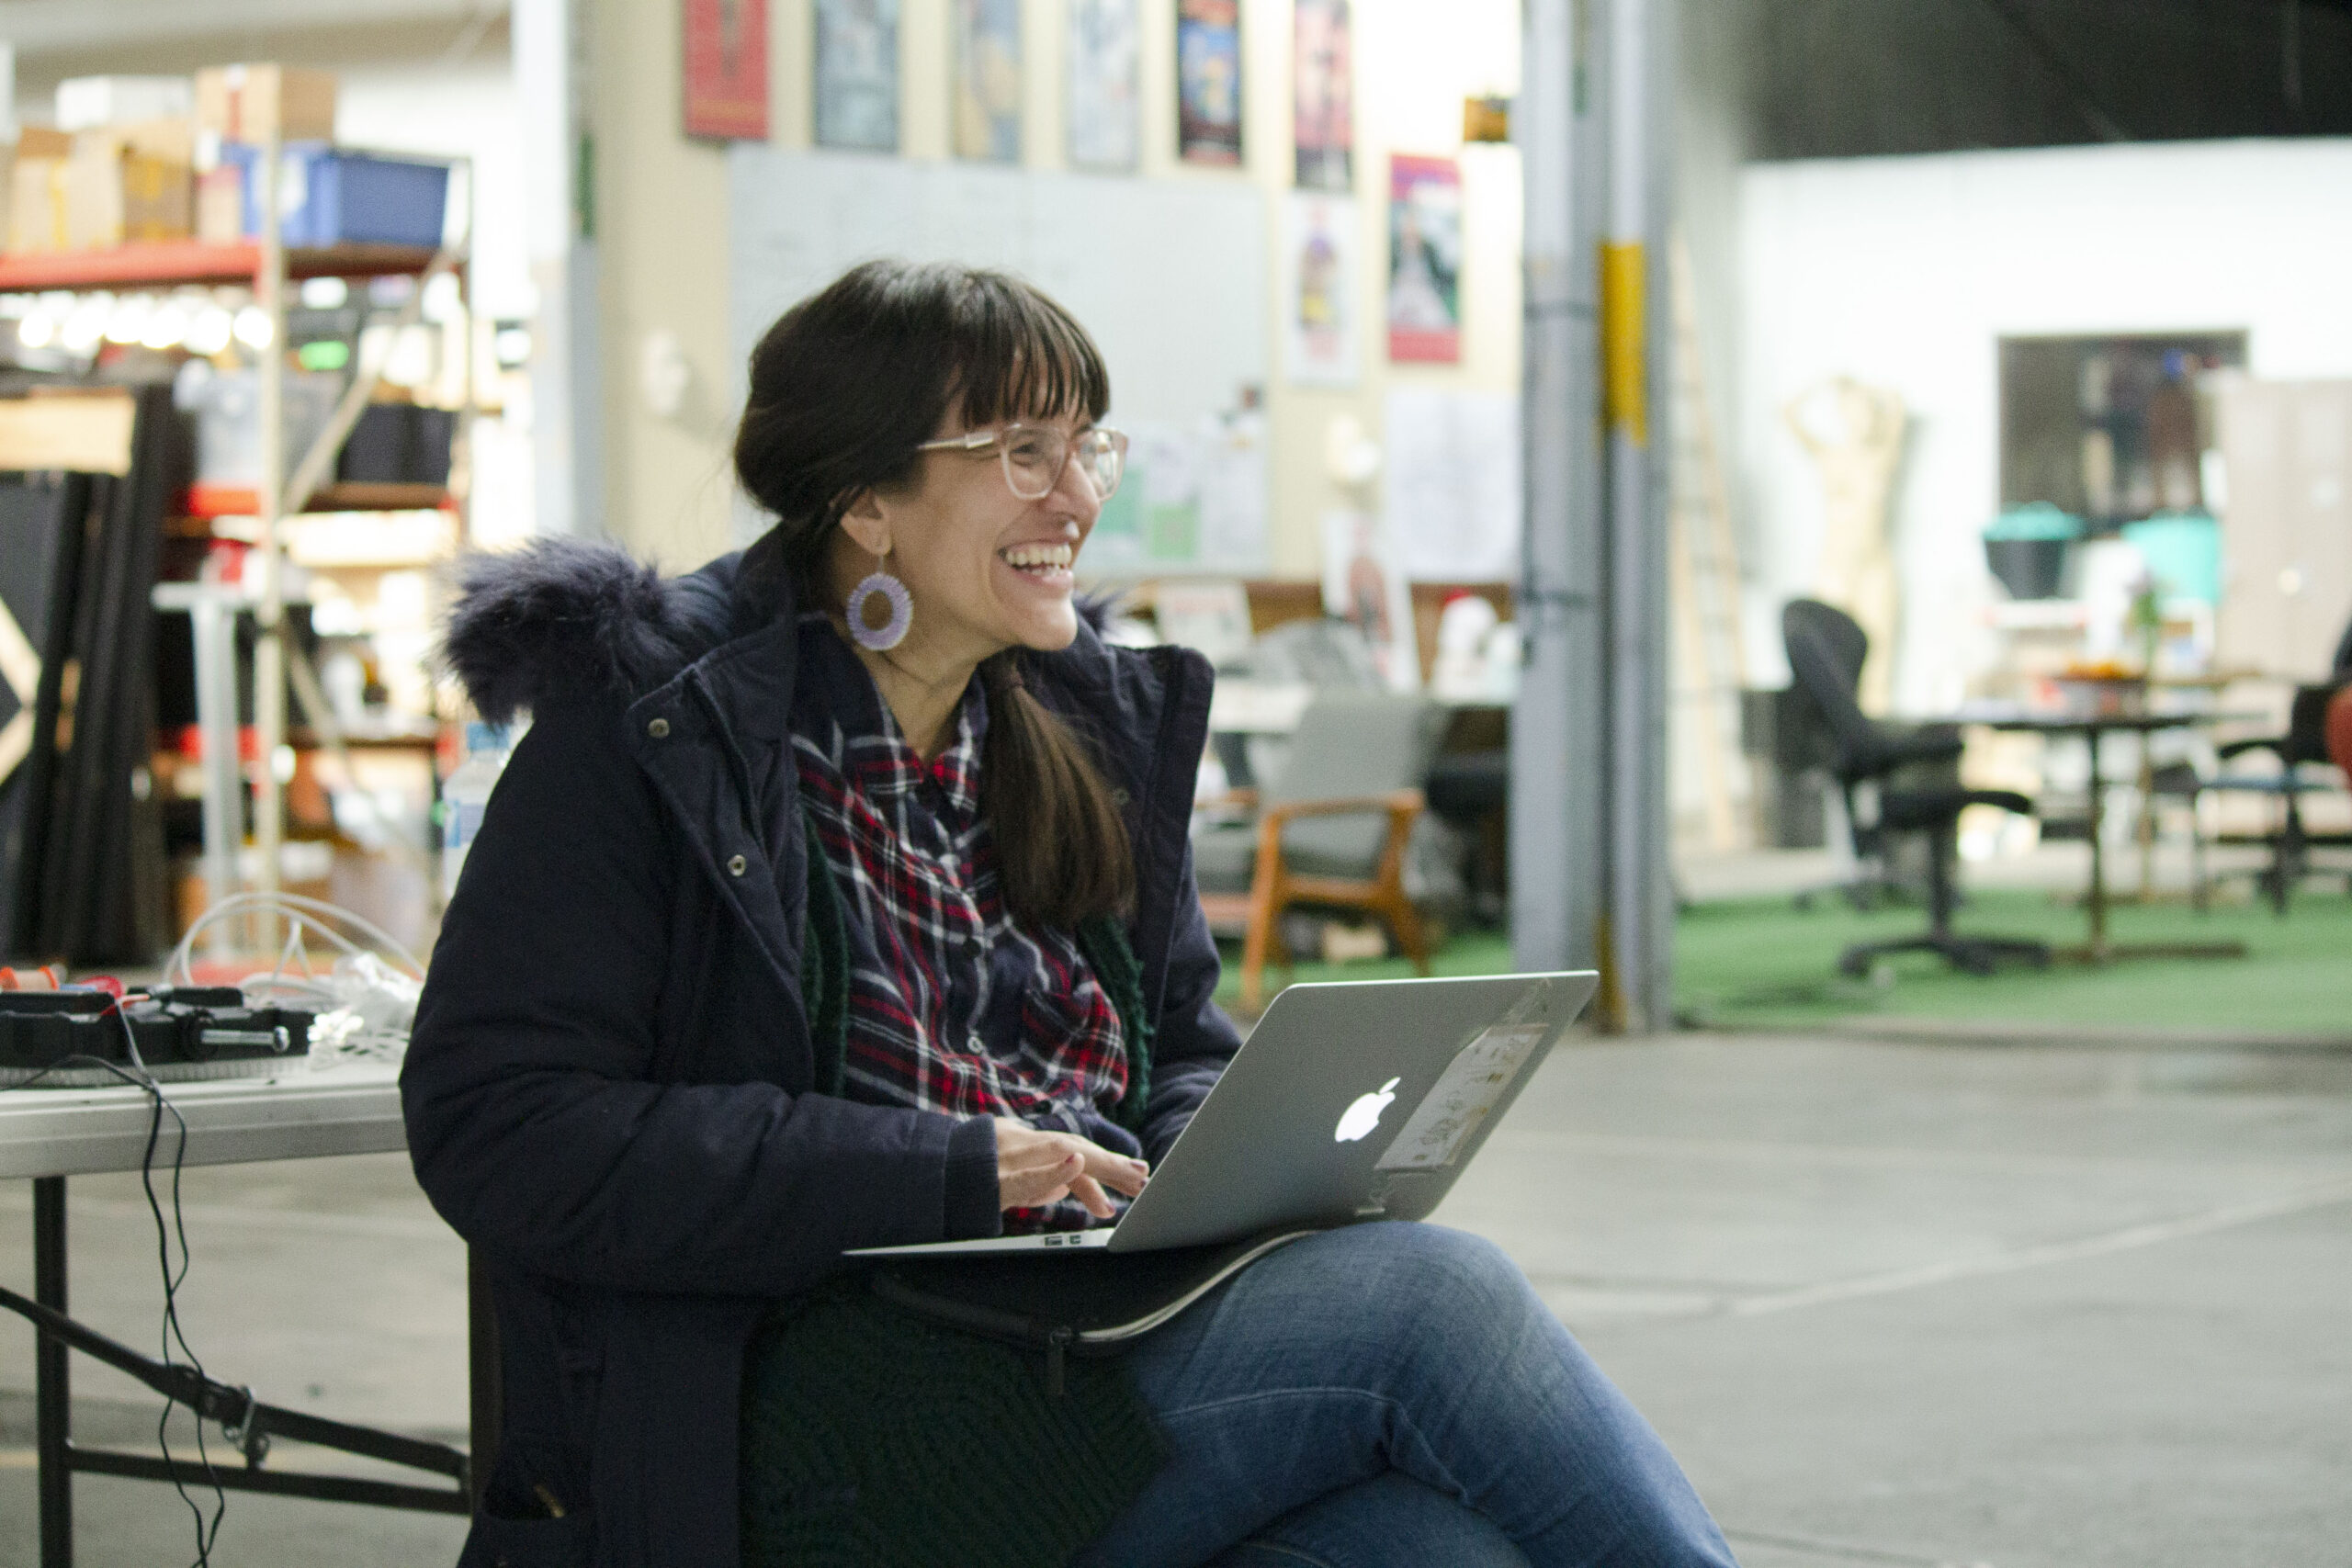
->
[[403, 259, 1737, 1568]]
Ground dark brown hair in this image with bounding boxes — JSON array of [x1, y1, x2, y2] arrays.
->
[[733, 260, 1135, 928]]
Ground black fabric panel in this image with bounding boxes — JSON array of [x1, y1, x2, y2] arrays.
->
[[0, 473, 88, 959]]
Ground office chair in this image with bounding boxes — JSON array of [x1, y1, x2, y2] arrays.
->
[[1782, 600, 2050, 976], [2204, 618, 2352, 911]]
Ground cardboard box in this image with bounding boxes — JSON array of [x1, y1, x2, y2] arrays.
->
[[64, 121, 193, 248], [196, 64, 337, 143], [3, 130, 75, 254], [56, 74, 194, 132], [195, 164, 244, 244]]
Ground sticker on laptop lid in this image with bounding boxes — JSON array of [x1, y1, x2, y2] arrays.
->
[[1374, 1020, 1552, 1171]]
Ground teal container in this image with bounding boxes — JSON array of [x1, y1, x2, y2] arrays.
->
[[2121, 512, 2222, 604], [1984, 504, 2084, 600]]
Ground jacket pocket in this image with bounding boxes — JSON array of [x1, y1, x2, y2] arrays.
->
[[457, 1509, 593, 1568]]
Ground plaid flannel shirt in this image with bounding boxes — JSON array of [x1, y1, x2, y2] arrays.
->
[[789, 618, 1135, 1225]]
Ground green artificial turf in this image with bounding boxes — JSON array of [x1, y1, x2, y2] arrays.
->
[[1216, 886, 2352, 1039], [1674, 886, 2352, 1036]]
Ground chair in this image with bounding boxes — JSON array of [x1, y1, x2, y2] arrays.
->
[[1782, 600, 2050, 976], [2206, 671, 2352, 913], [1193, 689, 1442, 1012]]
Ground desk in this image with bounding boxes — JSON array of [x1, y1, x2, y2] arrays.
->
[[1955, 706, 2258, 964], [1, 1064, 487, 1567]]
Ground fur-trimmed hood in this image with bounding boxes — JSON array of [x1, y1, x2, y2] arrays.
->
[[439, 536, 748, 726]]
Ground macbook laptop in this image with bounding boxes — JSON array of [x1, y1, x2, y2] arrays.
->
[[849, 970, 1596, 1258]]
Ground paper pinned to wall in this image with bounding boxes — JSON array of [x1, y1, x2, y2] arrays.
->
[[1085, 414, 1267, 575], [1382, 388, 1519, 581]]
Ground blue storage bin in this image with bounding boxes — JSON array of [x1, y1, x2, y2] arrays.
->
[[223, 142, 449, 248]]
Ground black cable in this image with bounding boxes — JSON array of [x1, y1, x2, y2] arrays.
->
[[117, 1006, 229, 1568], [3, 1010, 228, 1568]]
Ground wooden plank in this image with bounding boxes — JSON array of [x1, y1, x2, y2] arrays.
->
[[0, 392, 137, 477]]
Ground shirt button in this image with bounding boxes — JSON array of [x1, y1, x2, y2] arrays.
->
[[647, 716, 671, 739], [727, 854, 748, 877]]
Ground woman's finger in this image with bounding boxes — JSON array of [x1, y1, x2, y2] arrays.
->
[[1069, 1174, 1116, 1220]]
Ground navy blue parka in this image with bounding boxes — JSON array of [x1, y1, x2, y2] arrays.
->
[[401, 533, 1238, 1566]]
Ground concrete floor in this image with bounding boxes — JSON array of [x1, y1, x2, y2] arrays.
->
[[5, 1031, 2349, 1567]]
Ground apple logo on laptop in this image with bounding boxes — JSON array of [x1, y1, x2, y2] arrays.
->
[[1335, 1077, 1401, 1143]]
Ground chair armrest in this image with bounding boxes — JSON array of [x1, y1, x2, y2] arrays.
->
[[2216, 735, 2287, 762], [1871, 722, 1965, 771], [1259, 789, 1426, 826], [1195, 787, 1260, 812]]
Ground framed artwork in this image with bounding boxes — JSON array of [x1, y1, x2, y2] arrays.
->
[[684, 0, 770, 140], [1387, 154, 1461, 363], [1283, 191, 1357, 387], [1292, 0, 1351, 190], [1177, 0, 1243, 166], [815, 0, 899, 152], [952, 0, 1022, 162], [1067, 0, 1140, 171]]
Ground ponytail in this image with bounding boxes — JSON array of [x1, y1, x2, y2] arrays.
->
[[978, 651, 1135, 928]]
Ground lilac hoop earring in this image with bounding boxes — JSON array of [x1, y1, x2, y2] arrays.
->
[[846, 558, 912, 651]]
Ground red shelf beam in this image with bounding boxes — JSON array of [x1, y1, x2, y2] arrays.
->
[[0, 242, 443, 291]]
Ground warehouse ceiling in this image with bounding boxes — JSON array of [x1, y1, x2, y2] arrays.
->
[[1723, 0, 2352, 156]]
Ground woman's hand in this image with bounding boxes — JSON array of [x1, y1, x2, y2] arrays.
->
[[992, 1119, 1149, 1219]]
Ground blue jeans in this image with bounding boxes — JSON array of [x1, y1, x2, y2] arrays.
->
[[1074, 1224, 1739, 1568]]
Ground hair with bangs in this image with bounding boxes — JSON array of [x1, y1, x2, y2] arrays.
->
[[733, 259, 1135, 930]]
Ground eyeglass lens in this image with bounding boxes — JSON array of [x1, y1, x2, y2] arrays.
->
[[1001, 427, 1125, 502]]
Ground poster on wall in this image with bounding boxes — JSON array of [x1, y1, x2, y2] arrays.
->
[[815, 0, 900, 152], [1283, 191, 1358, 387], [1177, 0, 1244, 166], [1383, 388, 1520, 582], [1068, 0, 1140, 171], [1386, 154, 1462, 363], [953, 0, 1023, 162], [684, 0, 770, 140], [1321, 508, 1421, 690], [1292, 0, 1351, 190]]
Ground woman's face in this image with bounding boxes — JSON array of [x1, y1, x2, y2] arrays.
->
[[840, 406, 1103, 666]]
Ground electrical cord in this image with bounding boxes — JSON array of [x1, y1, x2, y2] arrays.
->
[[2, 1007, 229, 1567]]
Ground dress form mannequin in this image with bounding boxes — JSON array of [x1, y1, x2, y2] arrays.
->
[[1785, 378, 1908, 713]]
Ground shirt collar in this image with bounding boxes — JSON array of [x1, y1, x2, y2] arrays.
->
[[797, 615, 989, 811]]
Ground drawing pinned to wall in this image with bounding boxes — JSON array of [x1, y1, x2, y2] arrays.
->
[[1068, 0, 1141, 171], [1321, 508, 1420, 690], [1086, 413, 1267, 574], [1283, 192, 1358, 388], [953, 0, 1023, 162], [815, 0, 900, 152], [684, 0, 770, 141], [1177, 0, 1244, 166], [1293, 0, 1351, 191], [1383, 388, 1519, 582], [1387, 154, 1462, 363]]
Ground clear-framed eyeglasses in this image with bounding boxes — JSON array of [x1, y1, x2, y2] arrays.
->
[[916, 422, 1128, 502]]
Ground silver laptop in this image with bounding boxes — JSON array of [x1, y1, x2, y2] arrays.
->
[[848, 970, 1597, 1258]]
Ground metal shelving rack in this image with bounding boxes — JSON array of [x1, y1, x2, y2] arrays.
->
[[0, 141, 475, 942]]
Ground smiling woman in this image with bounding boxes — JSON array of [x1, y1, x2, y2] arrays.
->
[[408, 258, 1736, 1568], [733, 259, 1138, 929]]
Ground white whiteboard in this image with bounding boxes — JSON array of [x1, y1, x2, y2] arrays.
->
[[727, 147, 1270, 562]]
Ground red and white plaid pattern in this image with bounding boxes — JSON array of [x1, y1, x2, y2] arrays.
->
[[791, 621, 1131, 1148]]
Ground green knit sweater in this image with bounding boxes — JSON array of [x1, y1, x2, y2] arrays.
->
[[739, 843, 1170, 1567]]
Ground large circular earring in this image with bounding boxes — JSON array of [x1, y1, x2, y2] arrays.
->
[[846, 554, 912, 651]]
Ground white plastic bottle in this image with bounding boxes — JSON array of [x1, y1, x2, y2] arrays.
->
[[439, 723, 513, 902]]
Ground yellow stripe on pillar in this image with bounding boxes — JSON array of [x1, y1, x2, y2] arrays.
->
[[1600, 241, 1647, 446]]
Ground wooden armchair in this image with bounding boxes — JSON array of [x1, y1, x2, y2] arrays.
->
[[1193, 690, 1442, 1013]]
